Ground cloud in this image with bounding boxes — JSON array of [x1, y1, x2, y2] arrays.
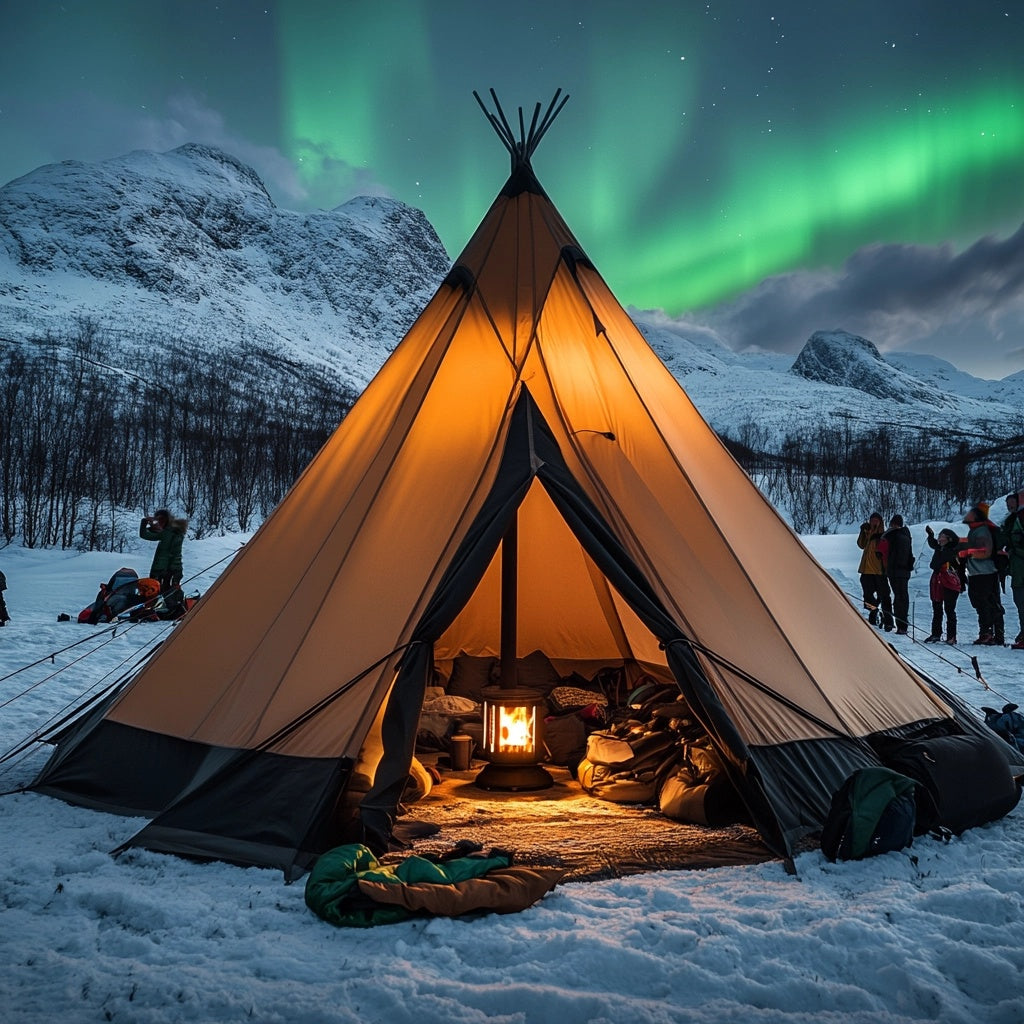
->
[[136, 95, 394, 212], [133, 94, 314, 207], [287, 136, 393, 212], [2, 91, 391, 213], [657, 225, 1024, 380]]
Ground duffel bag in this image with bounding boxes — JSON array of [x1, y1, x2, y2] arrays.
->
[[585, 730, 640, 766], [881, 732, 1020, 835], [577, 729, 680, 804], [577, 758, 660, 804]]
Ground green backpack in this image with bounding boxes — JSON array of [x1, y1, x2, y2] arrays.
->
[[820, 767, 918, 861]]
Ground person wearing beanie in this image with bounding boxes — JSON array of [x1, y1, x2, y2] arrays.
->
[[878, 514, 914, 635], [856, 512, 893, 630], [958, 503, 1005, 645]]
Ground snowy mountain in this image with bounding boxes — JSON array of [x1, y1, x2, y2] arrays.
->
[[639, 321, 1021, 443], [0, 144, 450, 388], [885, 350, 1024, 406], [1, 143, 1022, 444], [790, 330, 949, 407]]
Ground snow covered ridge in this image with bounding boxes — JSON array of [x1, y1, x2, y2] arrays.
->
[[3, 142, 1024, 431], [790, 330, 949, 407], [0, 144, 451, 390], [640, 320, 1024, 443]]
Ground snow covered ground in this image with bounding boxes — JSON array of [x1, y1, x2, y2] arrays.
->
[[1, 525, 1022, 1024]]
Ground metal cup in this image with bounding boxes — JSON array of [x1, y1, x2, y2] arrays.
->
[[451, 733, 473, 771]]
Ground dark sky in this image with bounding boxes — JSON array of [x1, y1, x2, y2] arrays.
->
[[2, 1, 1023, 377]]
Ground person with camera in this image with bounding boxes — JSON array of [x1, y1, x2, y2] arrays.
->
[[139, 508, 187, 596]]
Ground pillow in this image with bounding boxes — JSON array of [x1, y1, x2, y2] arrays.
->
[[548, 685, 608, 715], [515, 649, 560, 694], [447, 654, 497, 701], [422, 694, 480, 715]]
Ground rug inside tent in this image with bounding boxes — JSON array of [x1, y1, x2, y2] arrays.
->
[[391, 761, 781, 884]]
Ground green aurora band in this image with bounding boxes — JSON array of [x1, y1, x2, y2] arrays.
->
[[629, 86, 1024, 312], [277, 11, 1022, 316]]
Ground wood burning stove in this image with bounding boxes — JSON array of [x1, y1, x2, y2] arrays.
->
[[475, 686, 553, 791]]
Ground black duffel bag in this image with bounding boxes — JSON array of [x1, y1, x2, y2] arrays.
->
[[881, 732, 1021, 835]]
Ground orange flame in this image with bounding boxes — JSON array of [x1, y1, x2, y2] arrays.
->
[[497, 704, 535, 753]]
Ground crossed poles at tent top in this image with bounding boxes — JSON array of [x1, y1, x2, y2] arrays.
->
[[473, 89, 570, 168]]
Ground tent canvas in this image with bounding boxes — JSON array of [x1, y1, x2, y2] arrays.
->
[[30, 93, 1009, 879]]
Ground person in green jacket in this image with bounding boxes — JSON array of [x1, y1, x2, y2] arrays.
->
[[139, 508, 186, 593], [1007, 487, 1024, 648]]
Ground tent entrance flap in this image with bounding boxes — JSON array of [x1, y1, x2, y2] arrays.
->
[[499, 509, 518, 688], [357, 389, 788, 853]]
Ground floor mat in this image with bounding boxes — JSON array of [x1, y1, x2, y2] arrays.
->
[[393, 763, 776, 883]]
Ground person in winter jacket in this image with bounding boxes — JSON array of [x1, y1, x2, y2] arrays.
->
[[957, 502, 1005, 645], [139, 509, 187, 594], [878, 514, 914, 635], [0, 568, 9, 626], [1005, 487, 1024, 649], [856, 512, 893, 630], [923, 527, 966, 643]]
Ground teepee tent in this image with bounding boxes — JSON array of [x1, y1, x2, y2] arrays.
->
[[31, 92, 986, 878]]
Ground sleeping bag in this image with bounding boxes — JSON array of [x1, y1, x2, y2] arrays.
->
[[304, 844, 565, 927]]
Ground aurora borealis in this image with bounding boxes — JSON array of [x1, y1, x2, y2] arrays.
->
[[272, 2, 1024, 315], [2, 1, 1023, 375]]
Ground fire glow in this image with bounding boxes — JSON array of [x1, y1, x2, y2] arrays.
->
[[475, 687, 553, 791], [496, 703, 535, 754]]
